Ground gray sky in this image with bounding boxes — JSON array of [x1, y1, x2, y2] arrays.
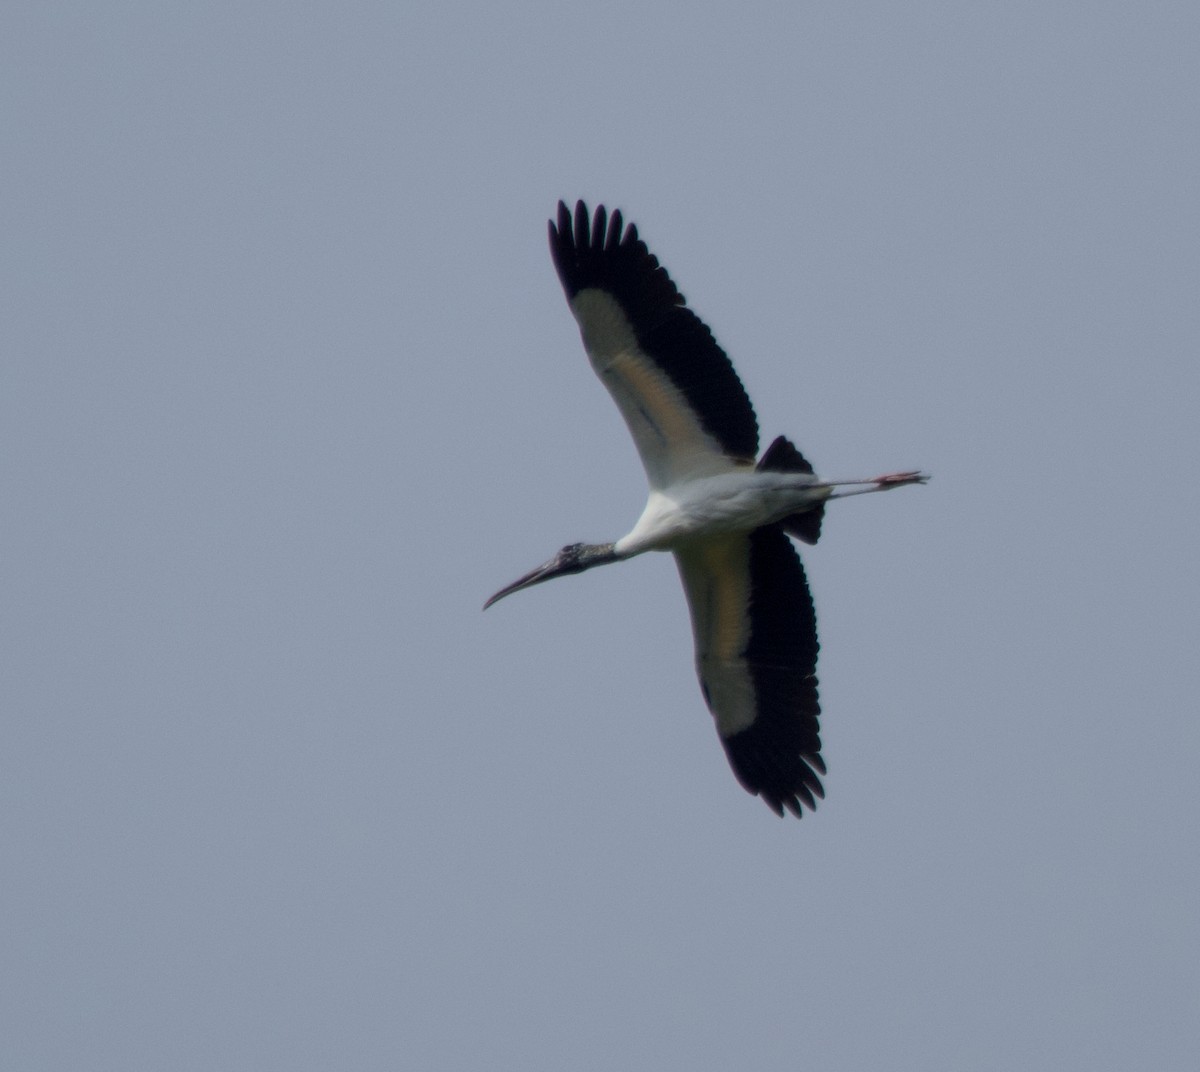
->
[[4, 2, 1198, 1069]]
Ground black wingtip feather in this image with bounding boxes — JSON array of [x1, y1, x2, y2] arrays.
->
[[550, 199, 683, 315]]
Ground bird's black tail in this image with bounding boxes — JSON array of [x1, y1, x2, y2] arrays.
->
[[757, 435, 824, 545]]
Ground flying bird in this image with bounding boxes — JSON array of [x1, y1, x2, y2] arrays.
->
[[485, 200, 927, 817]]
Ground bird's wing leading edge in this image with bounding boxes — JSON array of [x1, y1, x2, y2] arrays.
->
[[549, 200, 759, 488], [674, 526, 825, 817]]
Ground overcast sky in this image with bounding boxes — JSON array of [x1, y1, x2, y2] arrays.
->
[[3, 3, 1199, 1070]]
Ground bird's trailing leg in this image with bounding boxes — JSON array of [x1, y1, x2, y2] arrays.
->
[[819, 470, 930, 500]]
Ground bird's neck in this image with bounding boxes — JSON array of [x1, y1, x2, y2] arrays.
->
[[580, 542, 620, 567]]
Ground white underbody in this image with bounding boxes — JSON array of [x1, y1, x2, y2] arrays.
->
[[615, 469, 830, 556]]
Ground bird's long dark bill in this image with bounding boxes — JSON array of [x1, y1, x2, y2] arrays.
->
[[483, 558, 569, 610]]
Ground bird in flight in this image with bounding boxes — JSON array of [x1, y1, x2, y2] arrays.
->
[[486, 200, 927, 817]]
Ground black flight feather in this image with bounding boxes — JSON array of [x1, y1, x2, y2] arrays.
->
[[549, 200, 760, 461]]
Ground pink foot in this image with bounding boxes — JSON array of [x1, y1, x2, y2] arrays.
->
[[873, 470, 929, 487]]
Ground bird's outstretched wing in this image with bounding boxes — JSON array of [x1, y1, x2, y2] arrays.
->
[[549, 200, 759, 489], [674, 525, 824, 816]]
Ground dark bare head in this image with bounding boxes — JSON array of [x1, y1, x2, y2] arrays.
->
[[484, 542, 619, 609]]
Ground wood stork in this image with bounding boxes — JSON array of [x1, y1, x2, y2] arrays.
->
[[486, 200, 927, 817]]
